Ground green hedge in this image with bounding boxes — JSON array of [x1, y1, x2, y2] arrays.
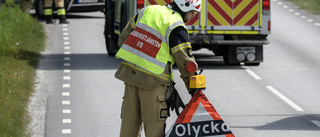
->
[[287, 0, 320, 14]]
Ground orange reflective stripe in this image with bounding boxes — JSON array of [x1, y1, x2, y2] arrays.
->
[[207, 0, 259, 26], [147, 0, 171, 5]]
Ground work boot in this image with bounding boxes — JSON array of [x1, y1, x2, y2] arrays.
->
[[58, 15, 69, 24], [45, 15, 55, 24]]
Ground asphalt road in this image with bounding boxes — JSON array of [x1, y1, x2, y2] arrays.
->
[[36, 0, 320, 136]]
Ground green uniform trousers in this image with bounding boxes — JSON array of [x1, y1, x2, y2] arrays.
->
[[44, 0, 64, 8], [120, 83, 168, 137], [44, 0, 66, 16]]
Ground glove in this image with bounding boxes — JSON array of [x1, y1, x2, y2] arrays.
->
[[166, 82, 185, 117]]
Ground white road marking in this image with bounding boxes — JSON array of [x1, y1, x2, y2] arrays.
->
[[62, 92, 70, 96], [64, 57, 70, 61], [63, 84, 70, 88], [64, 41, 70, 45], [63, 76, 71, 80], [241, 66, 262, 80], [281, 2, 319, 27], [63, 119, 72, 123], [311, 120, 320, 128], [266, 86, 304, 111], [62, 129, 71, 134], [62, 109, 71, 114], [62, 23, 72, 136], [64, 69, 71, 73], [62, 100, 70, 105]]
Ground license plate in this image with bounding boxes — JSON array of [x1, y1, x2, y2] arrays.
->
[[78, 0, 98, 3], [237, 47, 255, 54]]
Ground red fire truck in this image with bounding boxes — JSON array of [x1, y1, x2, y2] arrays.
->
[[104, 0, 271, 65]]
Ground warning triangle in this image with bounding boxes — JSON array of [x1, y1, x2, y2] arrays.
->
[[190, 102, 214, 122], [165, 90, 235, 137], [175, 90, 223, 124]]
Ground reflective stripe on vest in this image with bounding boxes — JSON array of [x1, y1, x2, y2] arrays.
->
[[116, 5, 187, 80], [136, 23, 167, 45], [121, 44, 167, 69], [121, 61, 171, 81], [135, 7, 186, 44]]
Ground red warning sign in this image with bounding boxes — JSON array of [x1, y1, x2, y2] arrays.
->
[[165, 90, 235, 137], [123, 26, 162, 58]]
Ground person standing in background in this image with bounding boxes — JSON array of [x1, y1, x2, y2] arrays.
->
[[44, 0, 69, 24], [20, 0, 33, 13]]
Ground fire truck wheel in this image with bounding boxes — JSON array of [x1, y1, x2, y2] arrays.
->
[[104, 0, 119, 56]]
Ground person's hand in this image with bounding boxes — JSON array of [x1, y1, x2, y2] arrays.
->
[[166, 83, 185, 116], [189, 90, 197, 97]]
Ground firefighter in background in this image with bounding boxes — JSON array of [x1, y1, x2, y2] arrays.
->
[[44, 0, 68, 24], [20, 0, 33, 13], [114, 0, 202, 136]]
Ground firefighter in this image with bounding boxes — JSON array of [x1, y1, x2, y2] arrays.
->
[[20, 0, 34, 13], [114, 0, 202, 136], [44, 0, 69, 24]]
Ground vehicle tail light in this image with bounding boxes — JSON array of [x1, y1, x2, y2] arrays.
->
[[263, 0, 270, 15], [137, 0, 144, 9]]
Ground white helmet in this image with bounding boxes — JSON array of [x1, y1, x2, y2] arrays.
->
[[174, 0, 202, 13]]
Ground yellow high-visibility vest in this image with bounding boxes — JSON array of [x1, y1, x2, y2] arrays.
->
[[116, 5, 187, 81]]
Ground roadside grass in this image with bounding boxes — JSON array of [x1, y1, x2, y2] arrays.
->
[[0, 4, 46, 137], [286, 0, 320, 14]]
